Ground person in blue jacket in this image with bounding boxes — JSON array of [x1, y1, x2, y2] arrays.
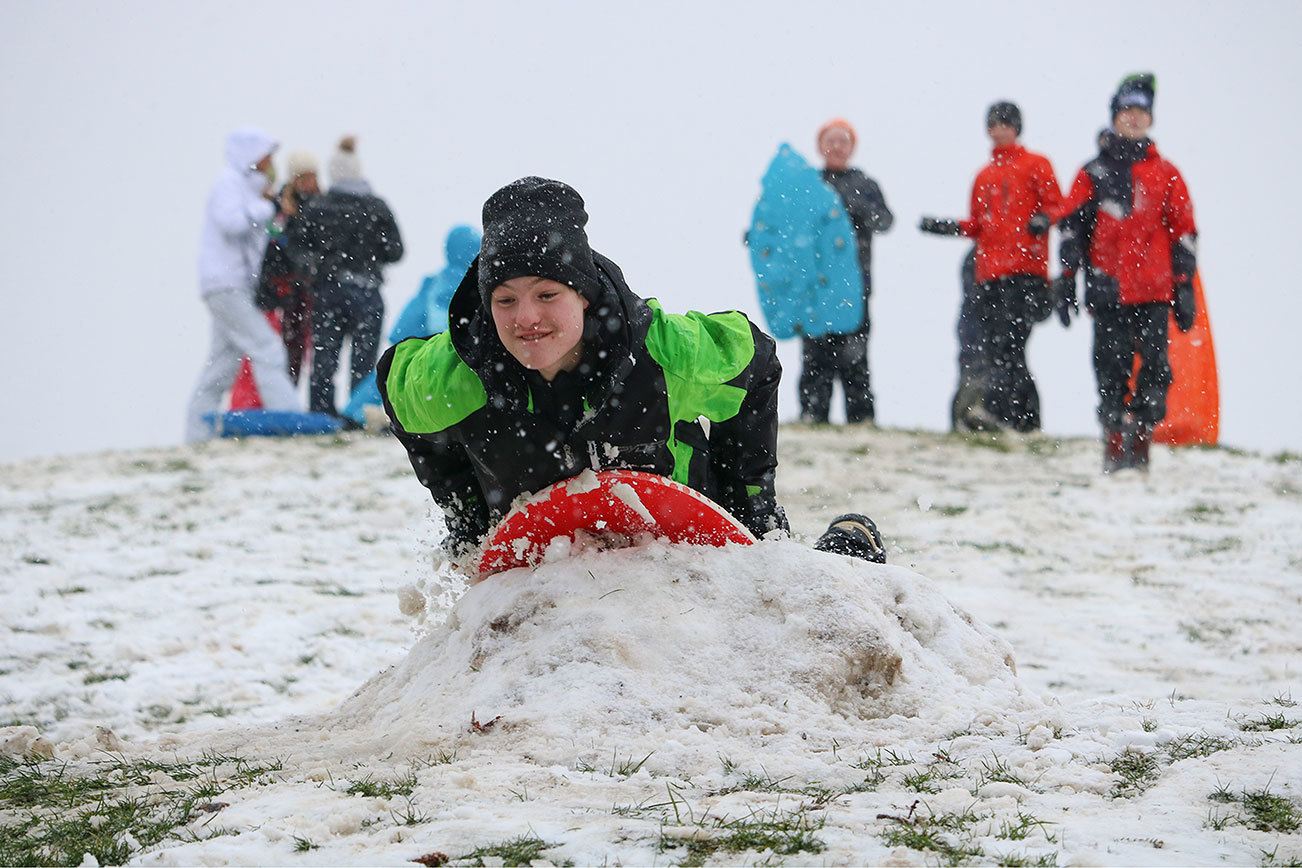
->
[[394, 225, 482, 341], [342, 225, 482, 425]]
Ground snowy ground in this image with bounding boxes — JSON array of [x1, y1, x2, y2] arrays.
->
[[2, 426, 1300, 866]]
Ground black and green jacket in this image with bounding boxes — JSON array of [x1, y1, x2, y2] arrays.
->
[[376, 251, 788, 552]]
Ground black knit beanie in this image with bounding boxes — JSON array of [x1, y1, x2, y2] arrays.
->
[[986, 101, 1022, 135], [1110, 73, 1156, 121], [477, 177, 604, 309]]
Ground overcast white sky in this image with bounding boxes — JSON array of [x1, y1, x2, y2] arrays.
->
[[2, 0, 1299, 461]]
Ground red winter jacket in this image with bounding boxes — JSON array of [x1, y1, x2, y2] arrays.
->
[[958, 144, 1063, 284], [1058, 138, 1197, 305]]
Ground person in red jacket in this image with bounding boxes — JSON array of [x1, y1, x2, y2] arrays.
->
[[1055, 74, 1198, 472], [920, 101, 1063, 432]]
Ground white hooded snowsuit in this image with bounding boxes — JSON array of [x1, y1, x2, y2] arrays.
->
[[185, 127, 303, 442]]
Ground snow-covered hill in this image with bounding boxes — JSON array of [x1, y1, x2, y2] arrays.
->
[[2, 427, 1300, 865]]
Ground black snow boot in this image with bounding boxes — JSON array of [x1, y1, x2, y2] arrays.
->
[[1130, 424, 1153, 473], [815, 514, 887, 564], [1102, 429, 1128, 474], [1119, 413, 1152, 472]]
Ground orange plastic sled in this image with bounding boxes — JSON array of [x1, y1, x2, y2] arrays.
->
[[477, 470, 755, 579], [1129, 273, 1219, 446]]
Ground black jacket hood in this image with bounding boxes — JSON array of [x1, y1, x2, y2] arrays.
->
[[446, 250, 654, 410]]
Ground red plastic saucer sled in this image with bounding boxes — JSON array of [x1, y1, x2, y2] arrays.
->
[[477, 469, 755, 579]]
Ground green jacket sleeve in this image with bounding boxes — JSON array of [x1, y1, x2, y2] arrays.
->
[[708, 320, 788, 536], [377, 340, 489, 554], [645, 304, 789, 536]]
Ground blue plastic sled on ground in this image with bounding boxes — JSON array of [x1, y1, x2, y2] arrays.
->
[[746, 144, 864, 339], [203, 410, 343, 438]]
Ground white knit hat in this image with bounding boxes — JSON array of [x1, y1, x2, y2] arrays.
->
[[284, 150, 319, 179], [328, 135, 362, 184]]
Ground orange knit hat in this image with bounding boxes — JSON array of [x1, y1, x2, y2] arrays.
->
[[817, 117, 857, 149]]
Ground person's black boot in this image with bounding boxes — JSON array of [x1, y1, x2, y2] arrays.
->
[[1103, 429, 1127, 473], [814, 513, 887, 564], [1119, 412, 1142, 471], [1131, 425, 1152, 473]]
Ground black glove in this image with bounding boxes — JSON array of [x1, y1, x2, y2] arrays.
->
[[1027, 213, 1051, 237], [1053, 273, 1078, 327], [1173, 280, 1196, 332], [722, 479, 790, 539], [440, 528, 480, 563], [439, 489, 489, 561], [919, 216, 962, 236]]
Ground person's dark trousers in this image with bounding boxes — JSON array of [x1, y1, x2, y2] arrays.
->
[[956, 278, 984, 381], [1091, 297, 1171, 432], [281, 286, 312, 384], [798, 332, 874, 423], [798, 335, 836, 422], [951, 254, 989, 429], [309, 279, 385, 414], [975, 275, 1042, 432]]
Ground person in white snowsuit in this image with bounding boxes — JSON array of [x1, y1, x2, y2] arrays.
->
[[185, 127, 304, 442]]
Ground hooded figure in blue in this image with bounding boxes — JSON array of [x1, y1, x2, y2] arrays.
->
[[392, 225, 482, 340], [342, 225, 482, 425]]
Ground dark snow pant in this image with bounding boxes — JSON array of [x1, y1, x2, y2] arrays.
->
[[799, 330, 874, 424], [1091, 298, 1171, 431], [971, 275, 1042, 432], [309, 280, 384, 414], [951, 254, 988, 429], [280, 285, 312, 385]]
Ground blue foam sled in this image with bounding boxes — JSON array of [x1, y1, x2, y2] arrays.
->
[[204, 410, 344, 438], [747, 144, 864, 339]]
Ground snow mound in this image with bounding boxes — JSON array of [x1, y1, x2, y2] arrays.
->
[[1, 725, 55, 760], [312, 540, 1025, 769]]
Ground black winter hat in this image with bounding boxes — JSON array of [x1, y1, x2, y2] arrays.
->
[[986, 101, 1022, 135], [1111, 73, 1156, 120], [477, 177, 604, 309]]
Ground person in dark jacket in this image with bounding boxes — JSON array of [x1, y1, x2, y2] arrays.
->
[[1056, 74, 1198, 472], [256, 150, 320, 383], [377, 177, 886, 568], [920, 102, 1064, 432], [291, 137, 404, 416], [799, 118, 893, 424]]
